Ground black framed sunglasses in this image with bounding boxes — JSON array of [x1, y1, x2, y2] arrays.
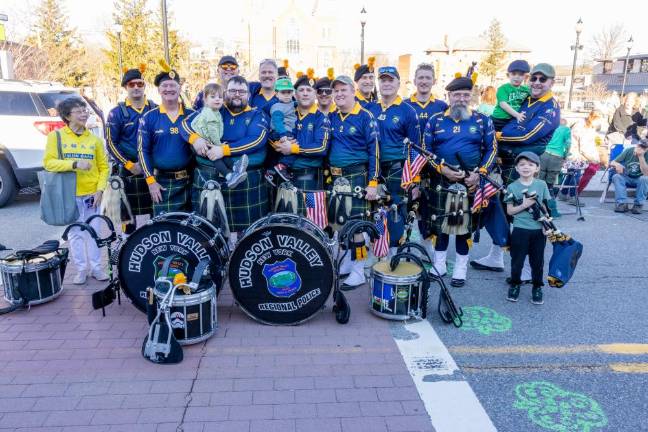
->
[[317, 88, 333, 96], [530, 75, 549, 83]]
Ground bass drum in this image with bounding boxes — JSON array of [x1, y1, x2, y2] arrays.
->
[[228, 213, 335, 325], [119, 212, 229, 312]]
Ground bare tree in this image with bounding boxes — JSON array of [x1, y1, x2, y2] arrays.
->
[[589, 24, 628, 60]]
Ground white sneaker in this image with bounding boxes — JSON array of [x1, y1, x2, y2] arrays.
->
[[432, 250, 447, 277], [73, 272, 87, 285], [91, 268, 109, 281], [470, 245, 505, 271]]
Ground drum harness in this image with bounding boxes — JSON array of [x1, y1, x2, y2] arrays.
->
[[0, 240, 67, 315]]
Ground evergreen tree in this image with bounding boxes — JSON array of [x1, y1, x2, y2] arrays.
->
[[479, 19, 508, 85]]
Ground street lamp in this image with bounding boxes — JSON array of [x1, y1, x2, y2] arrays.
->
[[621, 35, 634, 97], [359, 7, 367, 64], [567, 18, 583, 111], [161, 0, 170, 65], [113, 23, 123, 78]]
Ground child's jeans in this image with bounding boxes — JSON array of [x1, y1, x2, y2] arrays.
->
[[510, 227, 546, 287]]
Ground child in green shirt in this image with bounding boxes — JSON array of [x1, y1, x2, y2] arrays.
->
[[504, 151, 550, 305], [491, 60, 531, 131]]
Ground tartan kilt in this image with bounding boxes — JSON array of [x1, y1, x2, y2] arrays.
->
[[221, 168, 269, 232], [329, 169, 369, 223], [119, 171, 152, 218], [291, 169, 323, 215], [423, 174, 477, 237], [152, 175, 191, 216], [383, 162, 407, 247]]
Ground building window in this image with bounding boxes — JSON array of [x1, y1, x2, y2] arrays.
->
[[603, 61, 613, 74], [286, 40, 300, 54], [640, 59, 648, 73]]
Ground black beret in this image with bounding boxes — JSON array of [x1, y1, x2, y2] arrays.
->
[[293, 75, 316, 89], [154, 69, 180, 87], [313, 77, 332, 90], [354, 64, 373, 82], [445, 77, 473, 92], [121, 68, 143, 87]]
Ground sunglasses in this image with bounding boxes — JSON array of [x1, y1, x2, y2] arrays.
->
[[220, 64, 238, 71], [317, 88, 333, 95], [126, 81, 145, 88], [530, 75, 549, 83]]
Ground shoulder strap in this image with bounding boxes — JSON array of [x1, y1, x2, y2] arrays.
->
[[118, 102, 129, 119], [56, 131, 63, 159]]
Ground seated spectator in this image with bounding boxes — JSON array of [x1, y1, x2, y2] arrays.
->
[[610, 140, 648, 214]]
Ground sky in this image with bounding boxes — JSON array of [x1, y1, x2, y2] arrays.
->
[[1, 0, 646, 66]]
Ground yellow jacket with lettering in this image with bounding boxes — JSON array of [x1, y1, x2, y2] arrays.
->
[[43, 126, 110, 196]]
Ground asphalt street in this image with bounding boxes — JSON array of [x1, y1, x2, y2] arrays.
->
[[429, 197, 648, 432]]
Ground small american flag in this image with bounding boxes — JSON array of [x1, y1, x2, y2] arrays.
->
[[304, 191, 328, 229], [373, 210, 390, 258], [401, 144, 427, 188], [471, 178, 498, 213]]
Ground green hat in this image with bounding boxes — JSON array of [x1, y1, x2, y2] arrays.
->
[[275, 77, 294, 92], [530, 63, 556, 79]]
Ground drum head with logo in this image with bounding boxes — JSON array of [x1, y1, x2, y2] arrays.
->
[[119, 219, 225, 312], [228, 224, 334, 325]]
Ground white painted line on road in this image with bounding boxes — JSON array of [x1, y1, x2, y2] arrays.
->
[[393, 319, 497, 432]]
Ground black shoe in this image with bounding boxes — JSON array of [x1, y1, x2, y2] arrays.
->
[[469, 261, 505, 272], [531, 287, 544, 305], [274, 163, 292, 182], [631, 204, 643, 214], [450, 278, 465, 287], [614, 203, 628, 213], [507, 285, 520, 302], [340, 283, 362, 291]]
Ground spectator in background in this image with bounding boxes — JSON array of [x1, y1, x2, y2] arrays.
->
[[607, 92, 647, 143], [43, 97, 110, 285], [610, 140, 648, 214], [478, 86, 497, 116], [566, 110, 604, 204], [192, 55, 240, 110], [539, 117, 571, 215]]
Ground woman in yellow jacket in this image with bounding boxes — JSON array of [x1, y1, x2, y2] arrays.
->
[[43, 97, 110, 285]]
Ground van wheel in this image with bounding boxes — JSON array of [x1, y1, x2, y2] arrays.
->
[[0, 161, 18, 208]]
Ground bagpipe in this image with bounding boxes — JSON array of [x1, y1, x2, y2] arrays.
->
[[507, 190, 583, 288]]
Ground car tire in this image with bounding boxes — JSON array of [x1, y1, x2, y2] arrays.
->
[[0, 160, 18, 208]]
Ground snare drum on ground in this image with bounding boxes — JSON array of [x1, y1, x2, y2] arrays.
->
[[370, 260, 424, 321]]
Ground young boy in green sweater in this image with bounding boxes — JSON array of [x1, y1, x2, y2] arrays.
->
[[491, 60, 531, 131]]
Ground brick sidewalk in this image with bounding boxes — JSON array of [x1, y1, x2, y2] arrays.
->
[[0, 266, 435, 432]]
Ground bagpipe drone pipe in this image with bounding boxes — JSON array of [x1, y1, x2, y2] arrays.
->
[[507, 190, 584, 288]]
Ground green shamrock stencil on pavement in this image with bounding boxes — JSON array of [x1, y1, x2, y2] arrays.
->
[[514, 381, 608, 432], [459, 306, 512, 335]]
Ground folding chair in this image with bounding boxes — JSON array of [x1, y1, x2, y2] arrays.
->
[[557, 162, 586, 221]]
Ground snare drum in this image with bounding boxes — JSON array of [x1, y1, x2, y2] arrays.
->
[[0, 249, 69, 306], [228, 213, 335, 325], [118, 212, 229, 312], [370, 260, 423, 320], [153, 285, 217, 345]]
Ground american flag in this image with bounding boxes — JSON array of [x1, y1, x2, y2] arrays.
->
[[471, 178, 498, 213], [373, 210, 390, 258], [401, 144, 427, 188], [304, 191, 328, 229]]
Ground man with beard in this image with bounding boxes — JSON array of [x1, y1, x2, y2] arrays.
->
[[329, 75, 380, 288], [423, 76, 497, 287], [138, 63, 201, 215], [272, 74, 330, 213], [404, 63, 448, 133], [314, 68, 336, 114], [192, 55, 240, 110], [249, 58, 280, 113], [471, 63, 560, 274], [182, 76, 269, 237], [354, 56, 378, 109], [106, 65, 157, 234], [368, 66, 420, 253]]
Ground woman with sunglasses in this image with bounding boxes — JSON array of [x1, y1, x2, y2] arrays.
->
[[105, 66, 158, 235]]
